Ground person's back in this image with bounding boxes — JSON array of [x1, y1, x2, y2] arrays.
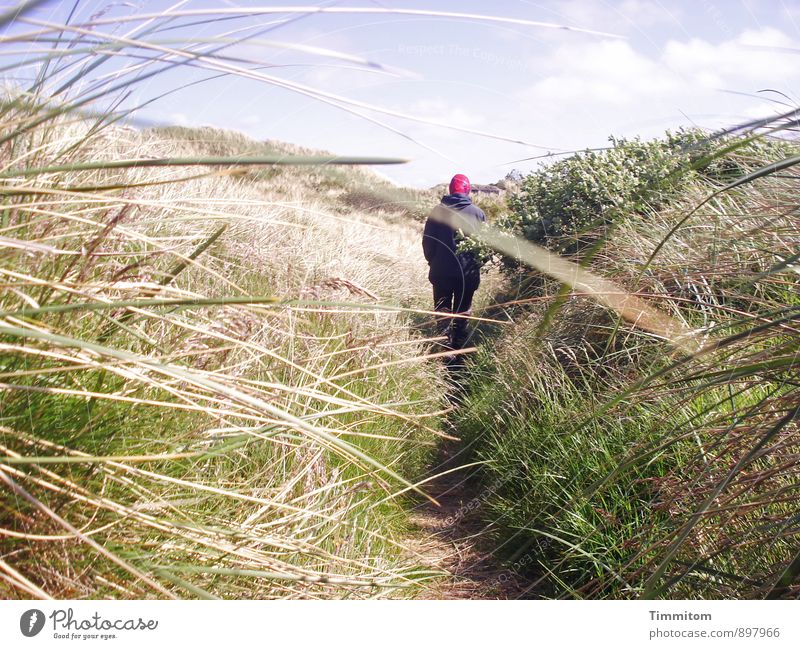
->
[[422, 174, 486, 349]]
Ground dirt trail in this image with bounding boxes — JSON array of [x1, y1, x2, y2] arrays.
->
[[405, 433, 530, 599]]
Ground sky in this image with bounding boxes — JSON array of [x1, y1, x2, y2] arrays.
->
[[3, 0, 800, 187]]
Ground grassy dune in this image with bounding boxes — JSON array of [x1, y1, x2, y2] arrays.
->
[[456, 134, 800, 599], [0, 117, 448, 599]]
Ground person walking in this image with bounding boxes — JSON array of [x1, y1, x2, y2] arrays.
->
[[422, 173, 486, 350]]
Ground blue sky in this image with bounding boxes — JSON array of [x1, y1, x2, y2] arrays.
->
[[4, 1, 800, 186]]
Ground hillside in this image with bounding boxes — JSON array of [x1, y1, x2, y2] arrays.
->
[[454, 131, 800, 598], [0, 118, 449, 598]]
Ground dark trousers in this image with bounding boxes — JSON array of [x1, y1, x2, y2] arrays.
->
[[432, 275, 478, 348]]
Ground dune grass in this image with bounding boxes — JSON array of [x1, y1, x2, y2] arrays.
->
[[454, 133, 800, 598], [0, 104, 455, 598], [0, 0, 492, 598]]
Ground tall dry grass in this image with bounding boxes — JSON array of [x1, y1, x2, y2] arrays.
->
[[454, 135, 800, 598], [0, 104, 454, 598], [1, 0, 553, 598]]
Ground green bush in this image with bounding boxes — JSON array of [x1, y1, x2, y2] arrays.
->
[[502, 131, 703, 254], [502, 130, 797, 259]]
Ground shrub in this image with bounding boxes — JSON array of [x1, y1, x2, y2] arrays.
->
[[456, 129, 800, 598], [503, 131, 699, 253], [500, 129, 795, 263]]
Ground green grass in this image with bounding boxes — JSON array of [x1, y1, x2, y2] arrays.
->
[[454, 135, 800, 599], [0, 106, 445, 598]]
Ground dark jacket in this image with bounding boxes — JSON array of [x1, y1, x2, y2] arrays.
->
[[422, 193, 486, 283]]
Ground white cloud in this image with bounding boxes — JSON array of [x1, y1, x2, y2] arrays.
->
[[416, 26, 800, 186], [663, 28, 799, 85], [513, 28, 800, 134], [375, 25, 800, 186], [524, 39, 680, 107], [407, 98, 485, 129]]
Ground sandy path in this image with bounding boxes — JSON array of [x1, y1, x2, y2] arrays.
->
[[404, 432, 531, 599]]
